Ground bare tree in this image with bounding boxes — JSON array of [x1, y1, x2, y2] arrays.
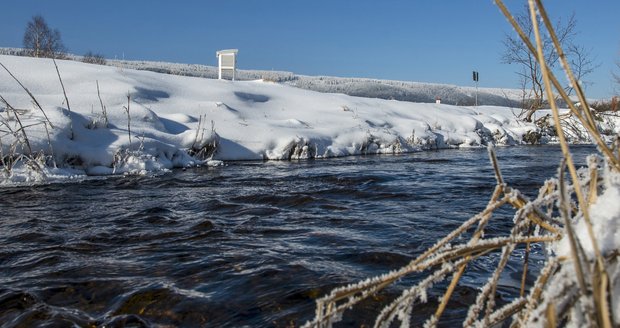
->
[[565, 44, 597, 95], [614, 57, 620, 94], [23, 15, 66, 58], [501, 8, 595, 122]]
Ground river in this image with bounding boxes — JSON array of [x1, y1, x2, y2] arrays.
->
[[0, 145, 596, 327]]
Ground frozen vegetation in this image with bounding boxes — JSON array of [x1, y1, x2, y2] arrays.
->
[[304, 150, 620, 328]]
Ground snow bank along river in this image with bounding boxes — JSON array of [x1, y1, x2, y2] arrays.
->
[[0, 145, 595, 327], [0, 55, 536, 183]]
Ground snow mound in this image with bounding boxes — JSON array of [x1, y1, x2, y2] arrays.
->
[[0, 55, 535, 183]]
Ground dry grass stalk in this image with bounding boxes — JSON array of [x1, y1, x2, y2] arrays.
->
[[545, 301, 557, 328], [191, 114, 206, 151], [524, 2, 611, 326], [588, 156, 599, 205], [489, 146, 561, 235], [0, 61, 66, 176], [0, 95, 33, 155], [516, 258, 559, 325], [0, 86, 58, 174], [0, 138, 22, 176], [519, 223, 533, 298], [96, 80, 108, 127], [0, 61, 54, 128], [304, 153, 567, 327], [52, 58, 73, 139], [304, 150, 573, 327], [486, 298, 527, 326], [123, 92, 132, 146], [495, 0, 618, 172], [42, 121, 56, 168], [558, 159, 589, 297], [304, 3, 617, 326]]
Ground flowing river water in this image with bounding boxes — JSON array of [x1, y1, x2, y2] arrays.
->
[[0, 145, 596, 327]]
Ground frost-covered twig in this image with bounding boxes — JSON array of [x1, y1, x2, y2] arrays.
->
[[305, 3, 618, 327], [305, 151, 613, 328], [376, 258, 470, 328], [558, 159, 589, 297], [0, 96, 32, 155], [124, 92, 132, 146], [523, 3, 612, 326], [96, 80, 108, 128], [53, 58, 72, 139], [0, 61, 54, 128]]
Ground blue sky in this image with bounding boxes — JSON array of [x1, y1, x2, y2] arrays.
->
[[1, 1, 619, 99]]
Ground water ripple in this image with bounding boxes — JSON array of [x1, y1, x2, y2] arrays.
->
[[0, 145, 596, 326]]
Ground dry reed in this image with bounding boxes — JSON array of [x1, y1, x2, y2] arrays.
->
[[303, 1, 618, 327], [96, 80, 108, 127], [124, 92, 132, 146], [52, 58, 73, 140]]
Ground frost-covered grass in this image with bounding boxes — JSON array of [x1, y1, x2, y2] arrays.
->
[[303, 147, 620, 328], [303, 1, 620, 327]]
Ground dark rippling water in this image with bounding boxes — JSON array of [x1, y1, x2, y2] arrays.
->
[[0, 145, 596, 327]]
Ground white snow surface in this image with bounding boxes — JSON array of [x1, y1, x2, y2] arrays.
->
[[0, 55, 536, 182], [533, 168, 620, 327], [555, 168, 620, 259]]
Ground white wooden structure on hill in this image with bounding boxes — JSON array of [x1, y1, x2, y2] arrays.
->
[[216, 49, 238, 81]]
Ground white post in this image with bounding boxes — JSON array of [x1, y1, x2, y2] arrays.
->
[[472, 71, 479, 106], [232, 59, 236, 81], [476, 80, 478, 107], [218, 54, 222, 80]]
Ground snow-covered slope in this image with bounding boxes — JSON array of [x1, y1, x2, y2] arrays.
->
[[0, 49, 523, 107], [106, 60, 523, 107], [0, 55, 535, 182]]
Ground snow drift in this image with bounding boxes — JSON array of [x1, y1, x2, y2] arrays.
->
[[0, 55, 536, 183]]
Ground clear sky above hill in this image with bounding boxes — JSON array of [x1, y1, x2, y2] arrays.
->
[[1, 0, 619, 99]]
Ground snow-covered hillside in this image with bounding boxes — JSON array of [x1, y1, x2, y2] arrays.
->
[[94, 58, 524, 107], [286, 76, 523, 107], [104, 59, 524, 107], [0, 48, 524, 107], [0, 54, 535, 182]]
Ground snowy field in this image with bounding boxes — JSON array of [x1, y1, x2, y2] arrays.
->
[[0, 54, 538, 183], [0, 47, 524, 107]]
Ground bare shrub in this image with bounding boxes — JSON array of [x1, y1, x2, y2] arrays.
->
[[82, 51, 107, 65], [501, 7, 596, 122]]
